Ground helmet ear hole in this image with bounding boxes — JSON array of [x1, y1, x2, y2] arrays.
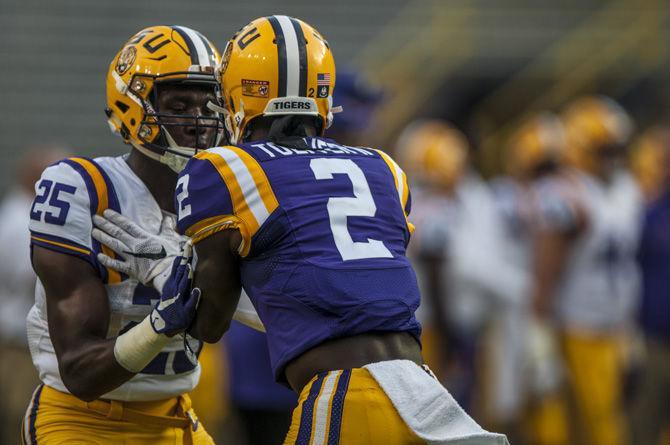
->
[[120, 124, 131, 140], [115, 101, 130, 113]]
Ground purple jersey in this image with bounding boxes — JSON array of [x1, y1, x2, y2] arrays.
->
[[176, 137, 421, 383]]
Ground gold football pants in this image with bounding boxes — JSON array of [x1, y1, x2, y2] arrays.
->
[[21, 384, 214, 444], [283, 368, 423, 445], [562, 329, 627, 445]]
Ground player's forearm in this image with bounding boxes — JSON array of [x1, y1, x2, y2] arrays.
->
[[189, 273, 241, 342], [421, 255, 452, 345], [57, 337, 135, 402], [532, 230, 570, 317], [189, 282, 239, 342], [59, 314, 171, 401], [190, 232, 243, 342]]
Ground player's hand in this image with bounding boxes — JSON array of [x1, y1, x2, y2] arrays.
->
[[91, 209, 183, 292], [525, 317, 563, 395], [150, 242, 201, 336]]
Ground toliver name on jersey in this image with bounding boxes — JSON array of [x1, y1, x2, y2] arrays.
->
[[250, 138, 376, 158]]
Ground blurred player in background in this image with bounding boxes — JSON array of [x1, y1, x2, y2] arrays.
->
[[399, 120, 528, 425], [396, 120, 469, 390], [630, 125, 670, 445], [493, 113, 570, 445], [24, 26, 226, 444], [0, 146, 69, 444], [532, 96, 642, 445], [326, 69, 384, 146], [630, 126, 670, 202], [96, 15, 509, 444]]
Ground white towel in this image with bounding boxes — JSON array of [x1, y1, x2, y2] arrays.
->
[[364, 360, 510, 445]]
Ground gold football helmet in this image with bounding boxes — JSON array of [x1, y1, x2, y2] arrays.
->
[[396, 120, 468, 192], [561, 96, 633, 177], [217, 16, 336, 144], [105, 25, 222, 172], [505, 112, 565, 179]]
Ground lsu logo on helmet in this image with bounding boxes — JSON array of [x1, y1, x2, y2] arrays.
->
[[216, 16, 336, 143]]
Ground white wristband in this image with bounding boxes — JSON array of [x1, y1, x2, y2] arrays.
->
[[114, 315, 170, 373]]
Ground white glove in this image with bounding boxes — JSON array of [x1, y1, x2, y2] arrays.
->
[[525, 318, 563, 395], [92, 209, 183, 292]]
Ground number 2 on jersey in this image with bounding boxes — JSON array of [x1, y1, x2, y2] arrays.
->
[[310, 158, 393, 261], [176, 174, 192, 221]]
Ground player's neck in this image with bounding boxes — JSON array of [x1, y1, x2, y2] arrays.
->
[[125, 149, 177, 213]]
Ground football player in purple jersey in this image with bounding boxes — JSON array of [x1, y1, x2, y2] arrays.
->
[[95, 16, 509, 445]]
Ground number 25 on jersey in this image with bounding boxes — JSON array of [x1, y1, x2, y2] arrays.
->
[[30, 180, 76, 226]]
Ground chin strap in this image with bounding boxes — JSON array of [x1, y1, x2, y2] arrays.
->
[[326, 95, 344, 129], [207, 100, 245, 144], [131, 122, 213, 173], [129, 139, 190, 173], [207, 101, 233, 145]]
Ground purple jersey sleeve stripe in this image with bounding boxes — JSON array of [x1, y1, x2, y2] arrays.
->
[[60, 159, 98, 216], [87, 157, 122, 213], [80, 158, 126, 281], [59, 158, 110, 282], [30, 230, 99, 270]]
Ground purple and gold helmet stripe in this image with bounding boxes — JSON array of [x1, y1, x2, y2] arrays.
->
[[267, 15, 308, 98], [172, 25, 216, 67], [290, 17, 308, 97]]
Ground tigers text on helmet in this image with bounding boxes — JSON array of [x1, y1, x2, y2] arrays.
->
[[105, 25, 223, 172], [217, 16, 336, 144]]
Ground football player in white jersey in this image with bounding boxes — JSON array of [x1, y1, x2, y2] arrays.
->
[[399, 120, 528, 424], [395, 119, 468, 381], [23, 26, 226, 444], [492, 112, 570, 444], [531, 96, 642, 445]]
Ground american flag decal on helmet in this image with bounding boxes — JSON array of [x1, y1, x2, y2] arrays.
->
[[317, 73, 331, 86]]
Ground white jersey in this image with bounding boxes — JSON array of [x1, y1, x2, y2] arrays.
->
[[0, 189, 37, 344], [411, 174, 528, 331], [536, 169, 643, 331], [491, 177, 535, 276], [27, 155, 200, 401]]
